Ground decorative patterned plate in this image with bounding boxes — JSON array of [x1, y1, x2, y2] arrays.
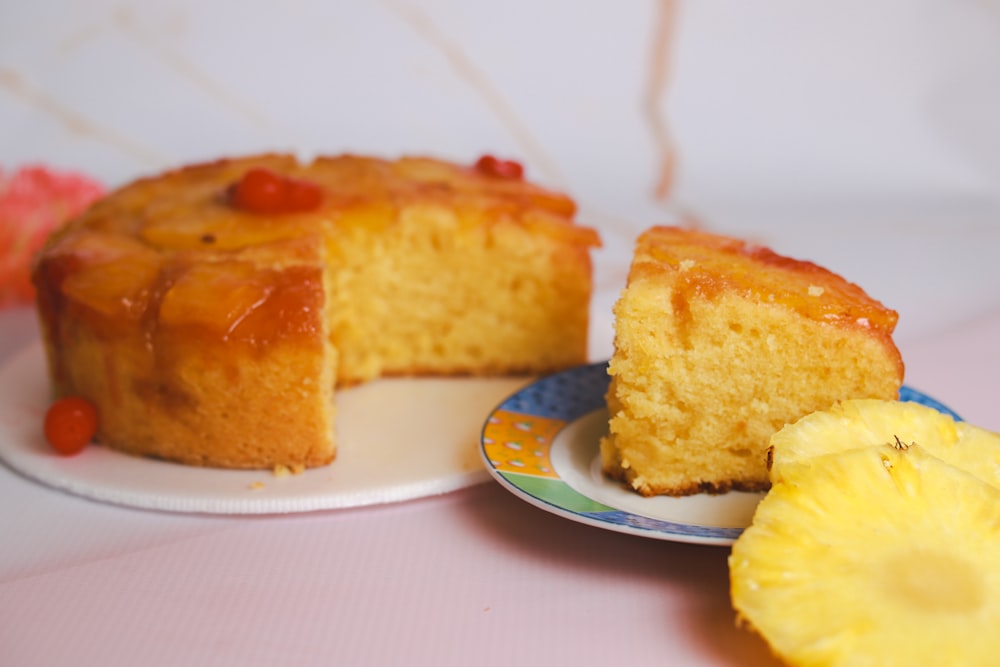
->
[[480, 361, 962, 546]]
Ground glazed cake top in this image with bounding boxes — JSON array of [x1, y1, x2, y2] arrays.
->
[[60, 153, 600, 252], [629, 225, 900, 339]]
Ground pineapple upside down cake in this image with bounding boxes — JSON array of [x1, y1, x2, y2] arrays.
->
[[600, 226, 904, 497], [31, 153, 601, 469]]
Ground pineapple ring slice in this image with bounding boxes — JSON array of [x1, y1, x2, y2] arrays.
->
[[731, 443, 1000, 667], [768, 399, 1000, 490]]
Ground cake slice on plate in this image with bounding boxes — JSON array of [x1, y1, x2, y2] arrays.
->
[[600, 225, 903, 496]]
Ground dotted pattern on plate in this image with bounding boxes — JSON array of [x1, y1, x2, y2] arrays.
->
[[500, 361, 609, 420]]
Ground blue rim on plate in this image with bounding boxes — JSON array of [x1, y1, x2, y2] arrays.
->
[[479, 361, 961, 546]]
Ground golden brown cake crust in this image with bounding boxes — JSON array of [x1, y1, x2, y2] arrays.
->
[[602, 225, 904, 497], [632, 226, 903, 364], [32, 153, 601, 469]]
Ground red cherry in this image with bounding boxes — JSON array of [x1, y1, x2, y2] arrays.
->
[[474, 155, 524, 180], [230, 168, 323, 214], [231, 168, 289, 214], [44, 396, 98, 456]]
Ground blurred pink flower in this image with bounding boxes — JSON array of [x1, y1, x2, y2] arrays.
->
[[0, 166, 104, 309]]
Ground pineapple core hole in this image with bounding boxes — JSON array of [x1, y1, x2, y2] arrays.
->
[[883, 550, 984, 613]]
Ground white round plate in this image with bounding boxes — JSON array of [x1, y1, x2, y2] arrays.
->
[[0, 342, 530, 514], [480, 361, 962, 546]]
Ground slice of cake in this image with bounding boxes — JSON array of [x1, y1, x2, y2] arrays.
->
[[32, 153, 601, 469], [600, 226, 903, 496]]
